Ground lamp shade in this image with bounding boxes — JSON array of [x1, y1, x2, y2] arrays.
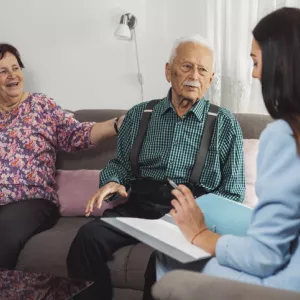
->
[[114, 24, 131, 40]]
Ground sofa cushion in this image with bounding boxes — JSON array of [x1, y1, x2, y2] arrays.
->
[[114, 288, 143, 300], [57, 169, 101, 216], [56, 109, 127, 171], [126, 243, 154, 290], [16, 217, 90, 277], [56, 170, 128, 217], [243, 139, 259, 208], [152, 270, 300, 300], [107, 243, 153, 289], [56, 111, 272, 172], [234, 114, 272, 139], [16, 217, 153, 291]]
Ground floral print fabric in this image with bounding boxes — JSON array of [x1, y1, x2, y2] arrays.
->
[[0, 93, 94, 205]]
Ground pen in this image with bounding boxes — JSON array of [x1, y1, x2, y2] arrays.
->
[[167, 178, 196, 199], [167, 178, 184, 194]]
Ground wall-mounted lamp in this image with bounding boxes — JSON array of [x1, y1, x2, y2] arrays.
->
[[114, 13, 137, 40], [114, 12, 144, 101]]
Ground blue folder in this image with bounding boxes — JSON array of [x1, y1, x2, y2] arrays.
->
[[196, 194, 253, 236]]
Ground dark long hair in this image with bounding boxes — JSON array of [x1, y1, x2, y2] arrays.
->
[[253, 7, 300, 154], [0, 43, 24, 68]]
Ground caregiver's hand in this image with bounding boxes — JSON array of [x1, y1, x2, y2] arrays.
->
[[169, 184, 207, 242], [170, 185, 220, 255]]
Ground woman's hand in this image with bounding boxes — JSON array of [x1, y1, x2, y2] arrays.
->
[[116, 115, 125, 130], [170, 185, 207, 242], [170, 185, 221, 255], [90, 114, 126, 144]]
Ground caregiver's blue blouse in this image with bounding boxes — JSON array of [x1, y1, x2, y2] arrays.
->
[[156, 119, 300, 293]]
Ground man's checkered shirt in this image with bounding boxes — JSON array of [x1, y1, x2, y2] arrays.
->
[[100, 94, 245, 202]]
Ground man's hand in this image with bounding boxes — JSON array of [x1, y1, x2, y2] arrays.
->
[[85, 182, 128, 217], [170, 185, 206, 242]]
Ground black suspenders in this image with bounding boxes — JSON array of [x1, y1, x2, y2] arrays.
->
[[130, 100, 220, 185], [130, 100, 160, 179], [190, 104, 219, 184]]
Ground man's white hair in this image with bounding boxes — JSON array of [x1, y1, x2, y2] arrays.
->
[[168, 34, 215, 69]]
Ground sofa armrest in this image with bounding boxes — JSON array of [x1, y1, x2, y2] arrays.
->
[[152, 270, 300, 300]]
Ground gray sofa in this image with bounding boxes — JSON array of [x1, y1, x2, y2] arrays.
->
[[14, 108, 287, 300], [152, 270, 300, 300]]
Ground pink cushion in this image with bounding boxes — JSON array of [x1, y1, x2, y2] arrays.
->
[[243, 139, 259, 208], [56, 170, 126, 217]]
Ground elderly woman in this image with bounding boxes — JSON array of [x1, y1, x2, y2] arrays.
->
[[0, 43, 123, 270], [146, 6, 300, 298]]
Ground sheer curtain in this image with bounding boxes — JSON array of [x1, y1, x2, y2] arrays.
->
[[205, 0, 300, 113]]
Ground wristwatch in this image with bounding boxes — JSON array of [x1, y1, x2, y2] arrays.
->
[[114, 117, 120, 135]]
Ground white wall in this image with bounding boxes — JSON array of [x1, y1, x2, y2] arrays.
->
[[0, 0, 207, 110]]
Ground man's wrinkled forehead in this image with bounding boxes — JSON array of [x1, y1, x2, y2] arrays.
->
[[173, 42, 213, 68]]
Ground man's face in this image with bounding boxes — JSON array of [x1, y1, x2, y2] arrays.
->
[[165, 42, 214, 105]]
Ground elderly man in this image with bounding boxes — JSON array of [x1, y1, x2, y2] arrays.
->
[[67, 35, 245, 300]]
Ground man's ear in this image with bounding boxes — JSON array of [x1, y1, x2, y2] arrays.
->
[[209, 72, 215, 85], [165, 63, 171, 83]]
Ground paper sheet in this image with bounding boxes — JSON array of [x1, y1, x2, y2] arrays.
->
[[116, 217, 210, 259]]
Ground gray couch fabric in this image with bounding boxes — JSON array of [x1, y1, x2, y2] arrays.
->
[[152, 270, 300, 300], [15, 109, 272, 300]]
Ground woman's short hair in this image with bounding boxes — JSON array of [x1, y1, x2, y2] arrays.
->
[[0, 44, 24, 68], [253, 7, 300, 153]]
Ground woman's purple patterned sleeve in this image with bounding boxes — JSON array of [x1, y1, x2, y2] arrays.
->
[[50, 100, 95, 152]]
